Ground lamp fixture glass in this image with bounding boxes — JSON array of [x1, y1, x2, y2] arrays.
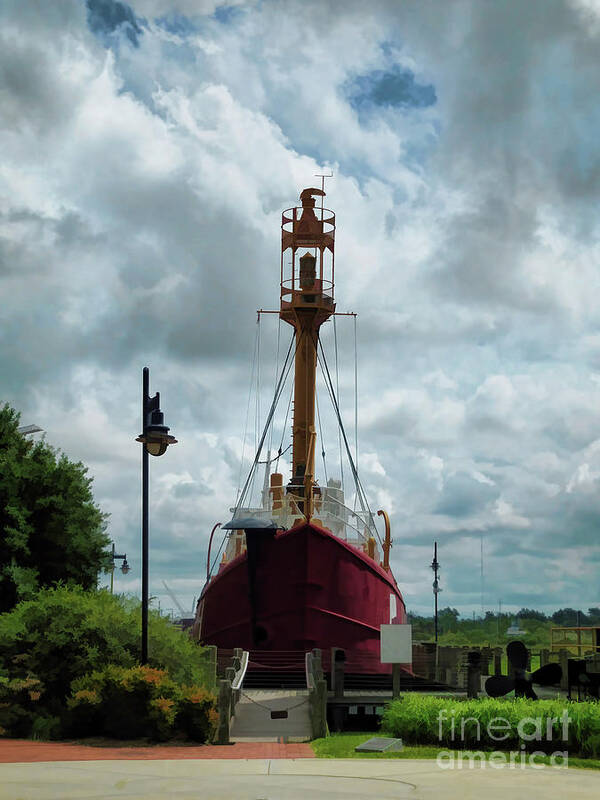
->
[[135, 432, 178, 457]]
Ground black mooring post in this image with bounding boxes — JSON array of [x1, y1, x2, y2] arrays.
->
[[141, 367, 149, 665]]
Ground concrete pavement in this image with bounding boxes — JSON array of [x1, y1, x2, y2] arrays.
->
[[1, 757, 599, 799]]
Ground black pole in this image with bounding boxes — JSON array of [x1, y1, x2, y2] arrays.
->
[[432, 541, 439, 643], [141, 366, 149, 665]]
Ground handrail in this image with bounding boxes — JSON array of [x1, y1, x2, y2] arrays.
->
[[231, 650, 249, 690], [305, 651, 315, 690]]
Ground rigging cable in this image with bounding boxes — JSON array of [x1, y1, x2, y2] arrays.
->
[[333, 315, 345, 494], [353, 314, 359, 513], [234, 329, 298, 516], [317, 335, 383, 548], [316, 382, 328, 485], [256, 313, 261, 454], [268, 316, 282, 456], [236, 319, 260, 502], [258, 443, 291, 464], [248, 313, 262, 507], [275, 379, 294, 473]]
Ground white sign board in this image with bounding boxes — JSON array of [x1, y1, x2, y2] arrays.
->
[[380, 624, 412, 664]]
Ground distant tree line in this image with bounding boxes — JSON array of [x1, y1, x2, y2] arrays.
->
[[407, 606, 600, 647], [408, 607, 600, 626]]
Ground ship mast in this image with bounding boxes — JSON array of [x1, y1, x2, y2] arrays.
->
[[279, 188, 336, 518]]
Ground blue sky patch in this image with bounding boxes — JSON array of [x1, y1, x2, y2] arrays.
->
[[155, 12, 197, 37], [214, 4, 244, 25], [86, 0, 143, 48], [347, 65, 436, 112]]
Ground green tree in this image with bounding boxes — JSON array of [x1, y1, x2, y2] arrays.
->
[[517, 608, 548, 621], [587, 608, 600, 625], [438, 607, 460, 633], [0, 404, 110, 611], [551, 608, 580, 626]]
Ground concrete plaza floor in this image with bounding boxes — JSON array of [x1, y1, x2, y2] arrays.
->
[[1, 756, 599, 800]]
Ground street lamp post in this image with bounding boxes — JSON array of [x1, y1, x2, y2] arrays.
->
[[109, 542, 130, 594], [136, 366, 177, 665]]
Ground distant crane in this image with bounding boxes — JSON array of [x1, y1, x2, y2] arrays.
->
[[161, 580, 191, 620], [17, 424, 44, 436]]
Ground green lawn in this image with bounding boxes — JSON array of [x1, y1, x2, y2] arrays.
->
[[310, 732, 600, 770]]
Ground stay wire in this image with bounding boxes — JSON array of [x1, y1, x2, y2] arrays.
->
[[249, 314, 262, 503], [234, 330, 298, 515], [236, 320, 260, 502], [333, 315, 345, 494], [317, 336, 382, 548], [316, 383, 328, 485], [353, 314, 359, 513], [268, 317, 282, 455], [276, 380, 294, 473]]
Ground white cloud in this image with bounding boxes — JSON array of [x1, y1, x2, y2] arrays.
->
[[1, 0, 599, 615]]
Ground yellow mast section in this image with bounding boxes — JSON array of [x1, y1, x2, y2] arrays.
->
[[279, 188, 336, 515]]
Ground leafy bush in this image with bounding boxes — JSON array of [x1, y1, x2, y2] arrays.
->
[[0, 674, 45, 738], [381, 695, 600, 756], [0, 586, 215, 738], [176, 685, 219, 742], [66, 665, 217, 743]]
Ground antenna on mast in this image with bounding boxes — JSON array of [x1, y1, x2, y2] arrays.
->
[[314, 170, 333, 214]]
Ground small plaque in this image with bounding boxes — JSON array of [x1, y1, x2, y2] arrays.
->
[[270, 710, 288, 720], [349, 705, 358, 715], [355, 737, 403, 753]]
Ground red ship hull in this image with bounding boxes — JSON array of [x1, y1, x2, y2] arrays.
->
[[195, 520, 407, 674]]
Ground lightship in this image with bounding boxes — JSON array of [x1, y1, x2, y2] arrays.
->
[[192, 187, 407, 674]]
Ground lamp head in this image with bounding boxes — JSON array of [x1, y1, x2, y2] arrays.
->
[[121, 558, 130, 575]]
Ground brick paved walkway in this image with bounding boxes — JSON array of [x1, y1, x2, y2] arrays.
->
[[0, 739, 314, 763]]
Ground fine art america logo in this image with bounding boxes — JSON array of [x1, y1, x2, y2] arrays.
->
[[436, 709, 571, 769]]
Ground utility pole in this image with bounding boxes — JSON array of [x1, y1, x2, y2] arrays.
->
[[431, 542, 441, 643], [480, 534, 484, 617], [497, 599, 502, 643]]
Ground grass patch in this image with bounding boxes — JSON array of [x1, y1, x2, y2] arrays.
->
[[382, 695, 600, 757], [310, 732, 600, 769], [312, 733, 442, 759]]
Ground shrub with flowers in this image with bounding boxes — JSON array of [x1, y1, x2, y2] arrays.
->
[[66, 665, 217, 742], [176, 686, 220, 742]]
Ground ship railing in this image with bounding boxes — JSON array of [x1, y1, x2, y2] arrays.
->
[[316, 496, 379, 543], [247, 650, 307, 670], [314, 505, 369, 543], [232, 494, 379, 545]]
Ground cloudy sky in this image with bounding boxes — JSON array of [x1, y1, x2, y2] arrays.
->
[[2, 0, 600, 620]]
